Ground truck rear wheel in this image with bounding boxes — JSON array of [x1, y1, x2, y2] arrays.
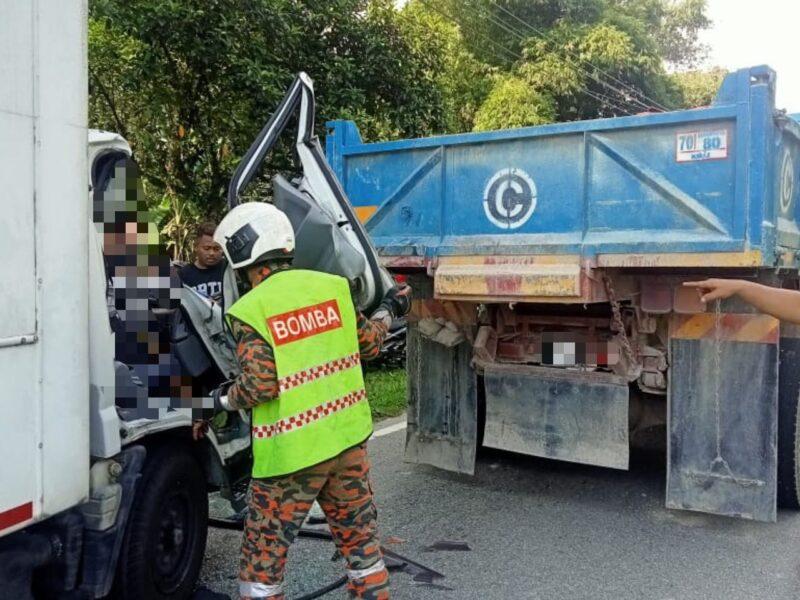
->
[[116, 444, 209, 599], [778, 337, 800, 509]]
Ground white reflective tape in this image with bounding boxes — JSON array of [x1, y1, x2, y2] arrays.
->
[[347, 559, 387, 581], [371, 420, 406, 439], [239, 581, 284, 598], [220, 394, 234, 412]]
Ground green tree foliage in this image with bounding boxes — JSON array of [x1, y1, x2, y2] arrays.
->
[[408, 0, 711, 130], [669, 67, 727, 108], [89, 0, 447, 256], [474, 76, 556, 131], [398, 2, 495, 133]]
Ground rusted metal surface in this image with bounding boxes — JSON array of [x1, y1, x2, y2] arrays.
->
[[409, 297, 478, 327], [472, 326, 497, 363], [492, 308, 618, 367], [481, 362, 629, 470], [638, 346, 668, 394], [380, 255, 433, 270], [430, 256, 610, 304], [673, 286, 707, 314], [597, 250, 763, 268], [435, 262, 581, 300], [604, 276, 640, 380], [640, 283, 673, 314]]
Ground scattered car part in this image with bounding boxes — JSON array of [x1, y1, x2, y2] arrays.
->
[[424, 540, 472, 552]]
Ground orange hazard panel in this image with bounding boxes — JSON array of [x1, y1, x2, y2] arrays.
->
[[670, 313, 779, 344], [354, 205, 377, 222]]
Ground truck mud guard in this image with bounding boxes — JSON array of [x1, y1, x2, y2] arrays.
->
[[481, 363, 629, 470], [667, 309, 779, 521], [404, 277, 478, 474]]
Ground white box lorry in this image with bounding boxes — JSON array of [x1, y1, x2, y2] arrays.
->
[[0, 4, 251, 598]]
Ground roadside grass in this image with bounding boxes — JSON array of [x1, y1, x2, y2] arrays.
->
[[365, 368, 407, 419]]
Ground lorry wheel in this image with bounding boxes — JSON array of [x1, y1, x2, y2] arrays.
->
[[116, 444, 209, 599], [778, 337, 800, 509]]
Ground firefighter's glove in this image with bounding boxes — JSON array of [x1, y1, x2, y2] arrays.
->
[[379, 284, 412, 319], [211, 381, 236, 413]]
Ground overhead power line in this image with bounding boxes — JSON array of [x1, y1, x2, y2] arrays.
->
[[583, 89, 639, 116], [415, 0, 523, 66], [416, 0, 637, 116], [475, 4, 646, 114], [487, 0, 670, 112]]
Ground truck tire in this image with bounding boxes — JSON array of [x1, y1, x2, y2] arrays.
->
[[778, 338, 800, 509], [116, 444, 209, 599]]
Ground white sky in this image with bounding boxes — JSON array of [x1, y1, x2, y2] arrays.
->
[[700, 0, 800, 112]]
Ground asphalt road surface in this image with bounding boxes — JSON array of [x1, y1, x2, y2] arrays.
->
[[199, 416, 800, 600]]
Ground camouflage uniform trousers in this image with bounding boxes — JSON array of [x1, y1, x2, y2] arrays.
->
[[239, 443, 389, 599]]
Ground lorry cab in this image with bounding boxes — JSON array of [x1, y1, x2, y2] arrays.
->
[[0, 126, 251, 600]]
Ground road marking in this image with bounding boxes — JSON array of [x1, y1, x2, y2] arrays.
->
[[372, 420, 407, 438]]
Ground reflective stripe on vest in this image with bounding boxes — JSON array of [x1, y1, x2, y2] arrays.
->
[[225, 269, 372, 478]]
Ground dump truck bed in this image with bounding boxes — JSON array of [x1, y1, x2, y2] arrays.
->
[[327, 66, 800, 273]]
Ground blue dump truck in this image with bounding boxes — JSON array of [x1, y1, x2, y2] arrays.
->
[[326, 65, 800, 522]]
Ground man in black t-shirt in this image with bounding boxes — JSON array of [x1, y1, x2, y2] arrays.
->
[[179, 221, 226, 304]]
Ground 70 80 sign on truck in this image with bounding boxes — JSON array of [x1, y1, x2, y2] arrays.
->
[[676, 129, 729, 162]]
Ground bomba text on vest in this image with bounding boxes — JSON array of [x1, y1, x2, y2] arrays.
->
[[267, 299, 343, 345]]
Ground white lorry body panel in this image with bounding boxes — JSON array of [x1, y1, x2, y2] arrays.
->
[[0, 0, 89, 536]]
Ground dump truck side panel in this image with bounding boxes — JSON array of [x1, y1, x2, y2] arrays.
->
[[327, 66, 798, 271]]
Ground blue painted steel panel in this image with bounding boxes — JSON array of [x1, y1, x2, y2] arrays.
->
[[325, 66, 800, 264]]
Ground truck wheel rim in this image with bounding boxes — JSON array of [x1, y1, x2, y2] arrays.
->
[[154, 489, 193, 592]]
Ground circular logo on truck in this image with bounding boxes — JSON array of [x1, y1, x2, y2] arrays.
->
[[781, 149, 795, 215], [483, 168, 537, 230]]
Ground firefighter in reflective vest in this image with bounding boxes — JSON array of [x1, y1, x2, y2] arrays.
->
[[210, 203, 410, 600]]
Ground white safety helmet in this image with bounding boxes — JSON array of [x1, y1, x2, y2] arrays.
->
[[214, 202, 295, 270]]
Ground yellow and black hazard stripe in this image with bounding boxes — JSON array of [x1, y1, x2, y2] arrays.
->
[[670, 313, 779, 344]]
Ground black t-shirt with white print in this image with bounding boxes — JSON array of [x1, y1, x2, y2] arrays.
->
[[179, 261, 226, 303]]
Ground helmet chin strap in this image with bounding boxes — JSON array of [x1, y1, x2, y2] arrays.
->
[[247, 259, 291, 287], [247, 264, 272, 287]]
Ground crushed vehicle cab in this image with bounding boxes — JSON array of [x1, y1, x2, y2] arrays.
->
[[327, 65, 800, 523]]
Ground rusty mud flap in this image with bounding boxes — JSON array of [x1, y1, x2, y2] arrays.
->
[[404, 321, 478, 474], [481, 363, 629, 470], [668, 314, 779, 522]]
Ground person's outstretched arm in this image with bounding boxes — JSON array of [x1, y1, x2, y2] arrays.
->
[[684, 279, 800, 324]]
